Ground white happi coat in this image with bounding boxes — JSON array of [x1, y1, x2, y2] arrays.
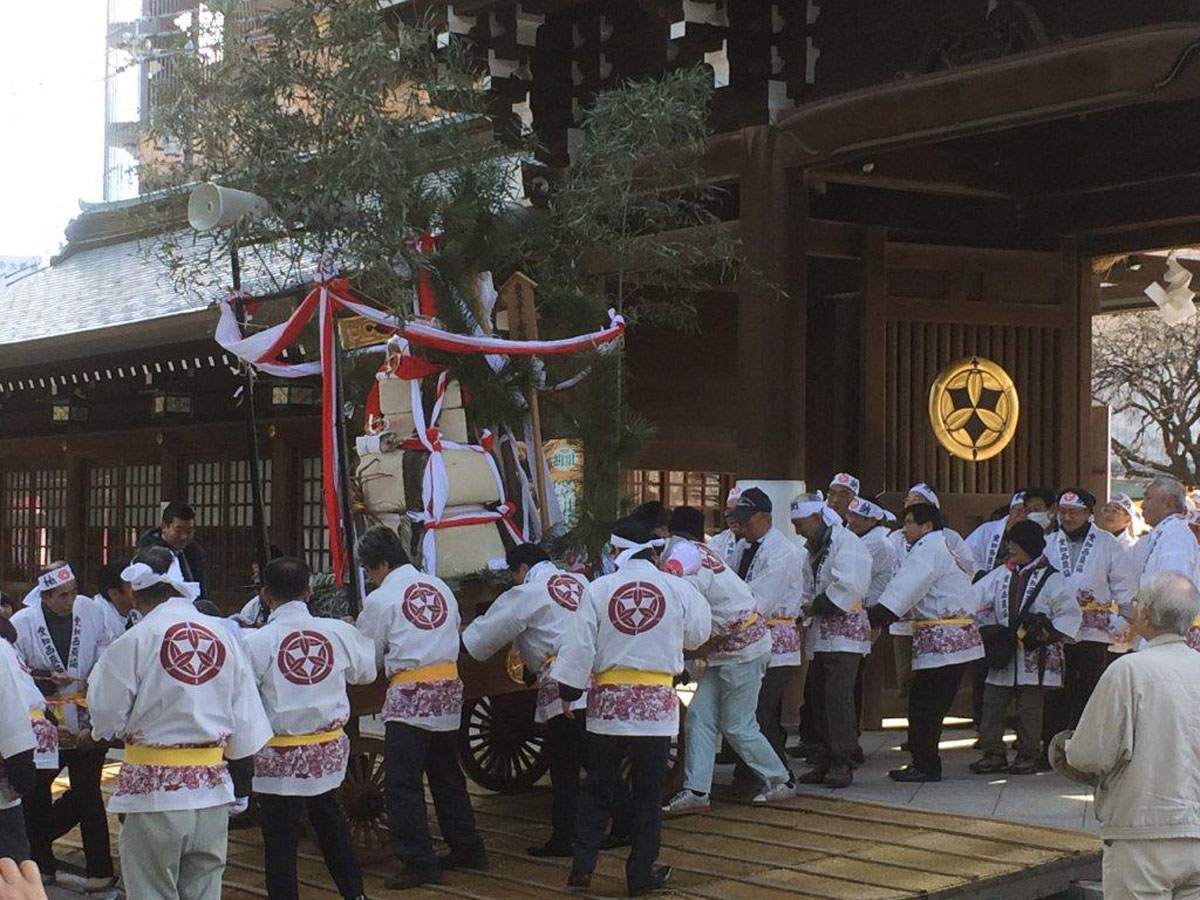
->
[[233, 595, 265, 627], [357, 564, 463, 732], [242, 601, 376, 796], [0, 641, 36, 811], [87, 597, 272, 813], [734, 527, 806, 667], [888, 528, 975, 636], [1044, 525, 1139, 645], [461, 561, 589, 723], [707, 529, 740, 566], [877, 531, 983, 670], [859, 525, 897, 607], [94, 596, 140, 643], [2, 641, 57, 770], [671, 539, 770, 666], [966, 518, 1011, 573], [12, 596, 110, 736], [805, 524, 874, 656], [1132, 514, 1200, 588], [550, 559, 710, 738], [974, 559, 1081, 688]]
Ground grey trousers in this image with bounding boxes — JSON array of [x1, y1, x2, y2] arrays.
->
[[978, 683, 1044, 760], [0, 803, 29, 862], [119, 806, 229, 900], [811, 651, 863, 768]]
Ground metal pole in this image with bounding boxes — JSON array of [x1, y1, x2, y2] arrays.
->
[[231, 238, 270, 585]]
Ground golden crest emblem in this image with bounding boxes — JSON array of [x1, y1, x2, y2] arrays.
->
[[928, 357, 1019, 462]]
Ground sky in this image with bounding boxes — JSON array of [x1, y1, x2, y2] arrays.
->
[[0, 3, 108, 259]]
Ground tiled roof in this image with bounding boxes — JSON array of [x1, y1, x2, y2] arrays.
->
[[0, 230, 308, 348]]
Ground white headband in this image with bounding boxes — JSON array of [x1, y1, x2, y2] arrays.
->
[[830, 473, 861, 495], [908, 483, 939, 508], [791, 500, 841, 528], [1108, 493, 1135, 515], [848, 498, 886, 521], [38, 564, 76, 593], [610, 534, 665, 568], [1058, 491, 1088, 510], [1010, 491, 1027, 508], [121, 560, 198, 602]]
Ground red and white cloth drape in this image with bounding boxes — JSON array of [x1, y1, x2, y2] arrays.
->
[[215, 269, 624, 582]]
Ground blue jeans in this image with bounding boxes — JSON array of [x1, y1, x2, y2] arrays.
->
[[684, 653, 790, 793]]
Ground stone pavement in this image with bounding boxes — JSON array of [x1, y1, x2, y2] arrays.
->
[[774, 722, 1098, 833]]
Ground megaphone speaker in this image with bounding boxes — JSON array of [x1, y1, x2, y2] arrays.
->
[[187, 182, 269, 231]]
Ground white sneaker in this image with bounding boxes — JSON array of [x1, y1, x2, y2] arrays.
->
[[661, 790, 711, 817], [752, 779, 796, 804]]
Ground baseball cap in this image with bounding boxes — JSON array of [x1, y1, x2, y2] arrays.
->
[[730, 487, 772, 522]]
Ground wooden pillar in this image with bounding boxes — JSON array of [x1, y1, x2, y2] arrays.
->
[[736, 125, 805, 480], [859, 227, 888, 493]]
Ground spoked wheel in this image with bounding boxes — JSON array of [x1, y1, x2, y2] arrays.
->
[[458, 692, 549, 794], [619, 697, 687, 799], [338, 735, 392, 863]]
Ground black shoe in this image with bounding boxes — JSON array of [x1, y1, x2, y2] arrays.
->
[[629, 865, 672, 897], [825, 765, 853, 790], [796, 767, 828, 785], [888, 766, 941, 783], [439, 849, 488, 872], [384, 866, 442, 890], [851, 747, 865, 766], [1007, 759, 1038, 775], [527, 841, 573, 858], [787, 741, 821, 759], [601, 831, 631, 850], [969, 755, 1009, 775], [567, 870, 592, 891]]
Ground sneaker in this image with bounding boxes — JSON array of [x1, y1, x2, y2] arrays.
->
[[752, 779, 796, 804], [969, 755, 1009, 775], [795, 767, 828, 785], [1007, 758, 1038, 775], [629, 865, 672, 897], [567, 870, 592, 891], [439, 849, 488, 872], [824, 765, 853, 790], [888, 766, 941, 783], [662, 790, 710, 817]]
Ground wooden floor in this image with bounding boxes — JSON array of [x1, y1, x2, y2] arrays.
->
[[54, 763, 1100, 900]]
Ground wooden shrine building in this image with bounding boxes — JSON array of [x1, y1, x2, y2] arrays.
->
[[4, 1, 1200, 634]]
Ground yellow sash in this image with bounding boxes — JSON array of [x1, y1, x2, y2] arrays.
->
[[29, 708, 45, 721], [1192, 614, 1200, 629], [389, 661, 458, 686], [267, 727, 345, 748], [766, 617, 796, 627], [46, 692, 87, 709], [914, 617, 974, 629], [593, 668, 673, 687], [731, 612, 762, 631], [1081, 601, 1116, 613], [124, 745, 224, 767]]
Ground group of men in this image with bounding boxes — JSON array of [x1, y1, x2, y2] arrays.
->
[[2, 473, 1199, 899]]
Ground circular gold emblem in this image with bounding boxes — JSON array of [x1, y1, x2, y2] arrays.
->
[[928, 356, 1019, 462]]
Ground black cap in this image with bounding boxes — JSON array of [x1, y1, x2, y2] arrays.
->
[[730, 487, 772, 523]]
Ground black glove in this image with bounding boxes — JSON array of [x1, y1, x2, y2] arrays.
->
[[1020, 612, 1057, 649], [811, 593, 838, 617], [867, 604, 899, 630], [558, 682, 584, 702], [3, 750, 35, 797]]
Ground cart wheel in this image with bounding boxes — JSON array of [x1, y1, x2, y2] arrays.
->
[[458, 693, 549, 794], [338, 735, 392, 863], [619, 697, 686, 798]]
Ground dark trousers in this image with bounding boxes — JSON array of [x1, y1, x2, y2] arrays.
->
[[979, 684, 1044, 761], [546, 713, 586, 848], [908, 663, 967, 777], [258, 790, 363, 900], [24, 746, 113, 878], [0, 804, 29, 863], [1043, 641, 1110, 745], [733, 665, 794, 784], [810, 652, 862, 768], [229, 755, 255, 799], [573, 733, 668, 894], [970, 659, 989, 730], [383, 722, 484, 877], [798, 665, 820, 745]]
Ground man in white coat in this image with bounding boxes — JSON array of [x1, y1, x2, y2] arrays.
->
[[0, 627, 37, 863], [87, 547, 272, 900], [661, 507, 793, 817], [242, 558, 376, 900], [1132, 477, 1200, 590], [94, 562, 137, 642], [707, 487, 743, 564], [1042, 488, 1138, 739], [1062, 572, 1200, 898], [970, 521, 1081, 775], [846, 499, 897, 609], [870, 503, 984, 782], [551, 516, 710, 897], [792, 497, 872, 788], [461, 543, 591, 857], [966, 492, 1027, 572], [728, 488, 805, 792], [12, 563, 114, 890], [355, 526, 486, 890]]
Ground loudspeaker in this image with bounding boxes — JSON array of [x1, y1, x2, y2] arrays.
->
[[187, 182, 269, 231]]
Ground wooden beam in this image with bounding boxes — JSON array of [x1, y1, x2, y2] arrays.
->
[[1026, 170, 1200, 239], [807, 219, 862, 259], [888, 297, 1068, 328], [817, 145, 1016, 200]]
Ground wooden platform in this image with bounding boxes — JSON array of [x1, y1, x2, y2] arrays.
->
[[53, 764, 1100, 900]]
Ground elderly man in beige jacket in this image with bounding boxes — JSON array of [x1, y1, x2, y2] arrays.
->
[[1063, 571, 1200, 899]]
